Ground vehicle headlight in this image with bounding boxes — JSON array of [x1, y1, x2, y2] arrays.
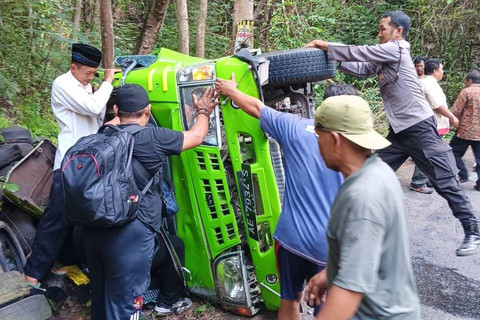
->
[[178, 63, 215, 82], [214, 252, 248, 304]]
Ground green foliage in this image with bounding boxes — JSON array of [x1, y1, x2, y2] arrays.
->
[[0, 176, 19, 193], [0, 114, 12, 129], [0, 0, 478, 138]]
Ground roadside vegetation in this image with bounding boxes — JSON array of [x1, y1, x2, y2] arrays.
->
[[0, 0, 478, 139]]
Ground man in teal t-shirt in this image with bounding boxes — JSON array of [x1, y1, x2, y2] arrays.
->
[[305, 95, 420, 319]]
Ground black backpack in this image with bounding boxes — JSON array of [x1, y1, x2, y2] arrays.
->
[[61, 124, 155, 228]]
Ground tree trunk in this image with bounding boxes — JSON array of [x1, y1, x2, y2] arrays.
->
[[230, 0, 254, 53], [195, 0, 208, 57], [73, 0, 83, 42], [28, 4, 34, 53], [83, 0, 93, 35], [176, 0, 189, 55], [134, 0, 170, 55], [256, 0, 273, 52], [99, 0, 114, 68], [0, 2, 3, 27], [83, 0, 99, 39]]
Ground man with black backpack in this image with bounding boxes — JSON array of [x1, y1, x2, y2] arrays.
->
[[72, 84, 218, 320]]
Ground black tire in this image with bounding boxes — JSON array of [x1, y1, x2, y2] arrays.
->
[[0, 222, 26, 274], [0, 145, 21, 170], [0, 202, 36, 256], [0, 271, 30, 307], [0, 295, 52, 320], [255, 48, 336, 86]]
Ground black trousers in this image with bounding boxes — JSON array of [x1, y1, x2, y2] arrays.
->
[[377, 116, 476, 221], [149, 235, 185, 305], [24, 170, 73, 280], [450, 134, 480, 187], [81, 219, 156, 320]]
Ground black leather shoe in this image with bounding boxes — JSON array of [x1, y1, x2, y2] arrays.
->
[[456, 219, 480, 256]]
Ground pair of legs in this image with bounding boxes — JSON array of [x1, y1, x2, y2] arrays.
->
[[149, 235, 186, 305], [377, 116, 479, 255], [24, 170, 72, 284], [450, 135, 480, 188], [276, 245, 324, 320], [81, 219, 156, 320]]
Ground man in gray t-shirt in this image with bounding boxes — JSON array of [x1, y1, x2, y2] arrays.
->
[[305, 95, 420, 319], [305, 10, 480, 256]]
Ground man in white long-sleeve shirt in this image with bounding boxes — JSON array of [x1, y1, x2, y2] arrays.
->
[[24, 43, 115, 287]]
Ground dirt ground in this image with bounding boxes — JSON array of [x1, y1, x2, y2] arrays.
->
[[52, 279, 280, 320]]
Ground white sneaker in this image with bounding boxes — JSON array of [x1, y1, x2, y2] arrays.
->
[[154, 297, 192, 316]]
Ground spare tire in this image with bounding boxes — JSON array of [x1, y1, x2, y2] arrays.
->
[[255, 48, 336, 86]]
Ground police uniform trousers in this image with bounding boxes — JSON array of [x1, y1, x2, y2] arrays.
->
[[377, 116, 476, 221]]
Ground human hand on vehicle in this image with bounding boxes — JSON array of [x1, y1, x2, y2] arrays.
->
[[103, 69, 115, 83], [214, 73, 237, 98], [304, 39, 329, 51], [304, 268, 328, 307], [192, 87, 219, 117]]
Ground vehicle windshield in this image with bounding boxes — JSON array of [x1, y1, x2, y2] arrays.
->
[[181, 85, 220, 146]]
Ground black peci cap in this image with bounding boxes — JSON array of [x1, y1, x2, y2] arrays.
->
[[72, 43, 102, 67], [116, 84, 150, 112]]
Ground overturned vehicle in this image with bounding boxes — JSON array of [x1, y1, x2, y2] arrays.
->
[[111, 47, 335, 315], [0, 47, 335, 316]]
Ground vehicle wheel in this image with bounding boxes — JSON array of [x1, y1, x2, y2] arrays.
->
[[0, 271, 30, 306], [289, 92, 313, 119], [0, 222, 26, 273], [255, 48, 336, 86], [0, 295, 52, 320], [0, 145, 21, 170], [0, 202, 36, 256]]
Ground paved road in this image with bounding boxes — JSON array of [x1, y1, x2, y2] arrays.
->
[[398, 150, 480, 320], [221, 150, 480, 320]]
